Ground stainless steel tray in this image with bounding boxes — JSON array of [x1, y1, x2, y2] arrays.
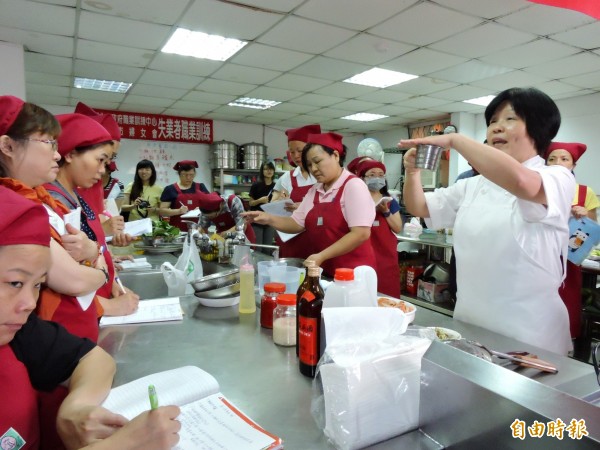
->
[[133, 242, 184, 254]]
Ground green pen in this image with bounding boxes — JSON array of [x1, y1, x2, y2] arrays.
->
[[148, 385, 159, 410]]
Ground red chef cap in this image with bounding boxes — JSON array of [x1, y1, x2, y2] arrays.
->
[[199, 192, 224, 212], [285, 124, 321, 143], [74, 102, 121, 141], [173, 160, 199, 171], [0, 95, 25, 136], [107, 161, 118, 172], [545, 142, 587, 163], [307, 132, 344, 155], [56, 113, 113, 156], [0, 186, 50, 247], [357, 160, 386, 178], [347, 156, 372, 175]]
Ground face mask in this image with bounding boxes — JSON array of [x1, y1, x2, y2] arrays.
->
[[366, 177, 386, 192]]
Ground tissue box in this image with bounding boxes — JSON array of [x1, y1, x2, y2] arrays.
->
[[417, 280, 449, 303]]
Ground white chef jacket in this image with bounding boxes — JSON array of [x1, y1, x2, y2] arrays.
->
[[425, 156, 575, 354]]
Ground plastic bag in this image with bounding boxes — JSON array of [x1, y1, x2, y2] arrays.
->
[[311, 330, 431, 450], [160, 262, 188, 297], [403, 217, 423, 237], [174, 234, 203, 291]]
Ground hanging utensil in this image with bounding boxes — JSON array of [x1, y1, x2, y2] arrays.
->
[[467, 340, 558, 374]]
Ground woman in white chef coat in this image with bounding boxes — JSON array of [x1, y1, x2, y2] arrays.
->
[[401, 87, 575, 355]]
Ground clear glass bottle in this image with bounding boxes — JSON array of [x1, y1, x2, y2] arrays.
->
[[273, 294, 297, 347], [261, 282, 286, 328]]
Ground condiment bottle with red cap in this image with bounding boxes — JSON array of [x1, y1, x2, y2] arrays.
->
[[261, 282, 286, 329], [273, 294, 297, 346]]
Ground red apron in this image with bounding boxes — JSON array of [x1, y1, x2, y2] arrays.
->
[[0, 345, 39, 450], [169, 183, 205, 232], [370, 210, 401, 298], [305, 176, 376, 278], [559, 184, 587, 338], [212, 195, 256, 243], [276, 171, 315, 259]]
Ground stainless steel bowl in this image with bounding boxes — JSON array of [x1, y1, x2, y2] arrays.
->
[[191, 268, 240, 292], [275, 258, 305, 268], [194, 282, 240, 299]]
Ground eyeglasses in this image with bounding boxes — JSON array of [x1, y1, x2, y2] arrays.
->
[[16, 137, 58, 152]]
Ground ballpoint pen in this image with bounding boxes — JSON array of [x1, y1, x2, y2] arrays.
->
[[115, 276, 127, 295], [148, 385, 159, 410]]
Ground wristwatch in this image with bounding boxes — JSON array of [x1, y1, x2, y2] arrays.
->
[[98, 267, 110, 284], [382, 211, 391, 218]]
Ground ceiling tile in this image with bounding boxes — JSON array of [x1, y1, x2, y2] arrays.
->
[[399, 96, 452, 109], [0, 27, 73, 57], [266, 74, 332, 91], [247, 109, 297, 120], [182, 91, 237, 104], [28, 93, 70, 106], [210, 63, 281, 85], [382, 48, 467, 76], [470, 70, 550, 91], [388, 77, 458, 96], [77, 40, 153, 68], [163, 107, 215, 118], [0, 0, 75, 35], [429, 22, 537, 59], [295, 0, 418, 31], [81, 0, 190, 25], [310, 107, 354, 119], [292, 93, 345, 108], [314, 82, 377, 99], [72, 90, 125, 103], [117, 104, 166, 114], [122, 95, 174, 108], [479, 38, 579, 69], [333, 99, 380, 112], [148, 53, 223, 77], [535, 80, 590, 97], [181, 0, 284, 41], [166, 101, 219, 114], [433, 0, 527, 19], [325, 34, 415, 66], [230, 44, 313, 72], [291, 56, 368, 82], [550, 21, 600, 50], [428, 60, 513, 84], [561, 72, 600, 90], [74, 59, 143, 82], [355, 89, 411, 104], [524, 52, 600, 79], [226, 0, 304, 13], [26, 83, 70, 97], [25, 53, 72, 75], [369, 104, 417, 116], [257, 16, 356, 54], [370, 2, 483, 46], [128, 83, 188, 99], [26, 71, 71, 87], [196, 78, 256, 96], [138, 70, 201, 90], [496, 3, 595, 35], [434, 101, 484, 114], [270, 102, 318, 115], [430, 85, 493, 102], [244, 86, 303, 102], [78, 11, 171, 50]]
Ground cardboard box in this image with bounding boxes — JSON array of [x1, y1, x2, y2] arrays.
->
[[417, 279, 449, 303]]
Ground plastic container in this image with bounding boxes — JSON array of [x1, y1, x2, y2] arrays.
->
[[323, 268, 374, 308], [238, 256, 256, 314], [273, 294, 297, 346], [261, 282, 286, 328]]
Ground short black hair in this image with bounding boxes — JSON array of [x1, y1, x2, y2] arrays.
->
[[301, 143, 346, 171], [485, 87, 560, 157], [176, 164, 196, 174]]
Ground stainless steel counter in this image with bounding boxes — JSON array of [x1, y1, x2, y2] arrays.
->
[[101, 253, 600, 449]]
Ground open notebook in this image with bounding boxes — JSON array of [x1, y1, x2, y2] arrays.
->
[[102, 366, 282, 450], [99, 297, 183, 326]]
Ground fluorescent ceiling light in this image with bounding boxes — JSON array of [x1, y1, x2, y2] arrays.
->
[[162, 28, 247, 61], [463, 95, 495, 106], [341, 113, 389, 122], [228, 97, 281, 110], [344, 68, 418, 88], [74, 77, 131, 93]]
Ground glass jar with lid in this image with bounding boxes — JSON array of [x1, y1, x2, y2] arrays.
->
[[261, 282, 286, 328], [273, 294, 296, 347]]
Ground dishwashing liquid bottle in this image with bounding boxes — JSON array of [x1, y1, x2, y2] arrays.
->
[[238, 254, 256, 314]]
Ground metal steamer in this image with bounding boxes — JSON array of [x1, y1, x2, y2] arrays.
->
[[210, 140, 238, 169], [239, 142, 267, 170]]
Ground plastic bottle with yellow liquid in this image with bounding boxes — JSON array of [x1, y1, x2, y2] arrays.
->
[[238, 254, 256, 314]]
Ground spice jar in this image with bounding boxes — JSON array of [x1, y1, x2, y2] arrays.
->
[[273, 294, 297, 347], [261, 282, 286, 328]]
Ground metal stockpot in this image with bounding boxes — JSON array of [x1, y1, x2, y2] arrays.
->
[[210, 140, 238, 169], [240, 142, 267, 170]]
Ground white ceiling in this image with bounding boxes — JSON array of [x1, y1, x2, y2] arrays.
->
[[2, 0, 600, 134]]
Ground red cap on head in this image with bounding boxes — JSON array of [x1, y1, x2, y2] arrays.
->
[[347, 156, 371, 175], [173, 160, 199, 171], [56, 113, 112, 156], [0, 95, 25, 136], [199, 192, 224, 212], [0, 186, 50, 247], [546, 142, 587, 163], [357, 160, 386, 178], [307, 132, 344, 155], [74, 102, 121, 141], [107, 161, 118, 172], [285, 124, 321, 143]]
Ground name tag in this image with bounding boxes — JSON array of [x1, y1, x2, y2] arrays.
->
[[373, 220, 380, 227], [187, 200, 193, 205], [317, 217, 323, 226]]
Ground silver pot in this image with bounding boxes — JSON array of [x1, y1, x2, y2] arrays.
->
[[240, 142, 267, 170], [210, 140, 238, 169]]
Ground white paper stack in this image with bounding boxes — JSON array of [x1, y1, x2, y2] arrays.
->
[[118, 258, 152, 270]]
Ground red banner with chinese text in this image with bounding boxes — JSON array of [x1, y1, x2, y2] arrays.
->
[[527, 0, 600, 20], [95, 109, 213, 144]]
